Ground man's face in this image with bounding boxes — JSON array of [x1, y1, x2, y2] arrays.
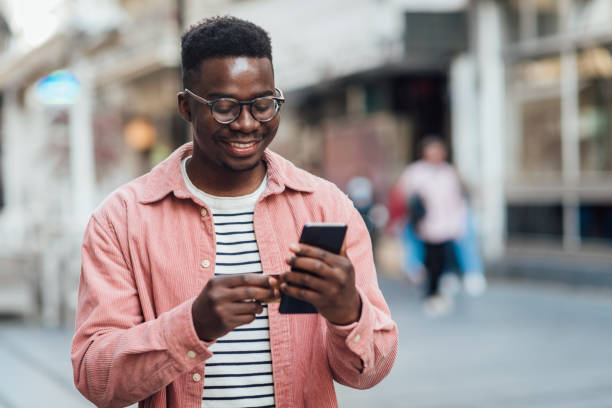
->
[[179, 57, 279, 173]]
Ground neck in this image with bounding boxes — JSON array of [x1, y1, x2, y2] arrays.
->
[[186, 151, 266, 197]]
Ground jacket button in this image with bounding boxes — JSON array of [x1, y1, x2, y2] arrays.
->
[[201, 208, 208, 217], [192, 373, 201, 382], [201, 260, 210, 268]]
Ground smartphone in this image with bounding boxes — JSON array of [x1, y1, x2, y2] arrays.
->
[[279, 223, 348, 314]]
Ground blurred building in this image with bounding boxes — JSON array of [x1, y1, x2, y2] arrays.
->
[[498, 0, 612, 255], [0, 0, 187, 324], [0, 0, 610, 324]]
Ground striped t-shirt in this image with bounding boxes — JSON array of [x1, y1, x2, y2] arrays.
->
[[181, 157, 275, 408]]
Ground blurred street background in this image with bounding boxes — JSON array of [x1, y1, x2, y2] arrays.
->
[[0, 0, 611, 406]]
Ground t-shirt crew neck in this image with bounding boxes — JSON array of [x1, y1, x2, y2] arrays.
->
[[181, 156, 267, 210]]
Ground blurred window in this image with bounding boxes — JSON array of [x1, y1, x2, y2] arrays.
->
[[570, 0, 612, 32], [507, 203, 564, 240], [580, 204, 612, 243], [508, 57, 563, 177], [403, 12, 467, 58], [503, 1, 521, 43], [503, 0, 559, 43], [365, 85, 384, 114], [577, 46, 612, 174], [520, 97, 562, 174], [516, 56, 561, 87], [535, 0, 559, 38]]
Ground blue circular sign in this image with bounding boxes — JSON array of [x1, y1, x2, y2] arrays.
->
[[35, 70, 81, 105]]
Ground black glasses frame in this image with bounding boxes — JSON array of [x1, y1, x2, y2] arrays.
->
[[183, 88, 285, 124]]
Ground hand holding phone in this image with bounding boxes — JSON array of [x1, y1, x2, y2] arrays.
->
[[279, 223, 362, 324], [279, 223, 347, 314]]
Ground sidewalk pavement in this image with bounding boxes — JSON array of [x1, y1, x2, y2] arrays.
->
[[0, 321, 89, 408], [1, 276, 611, 407], [487, 251, 612, 289]]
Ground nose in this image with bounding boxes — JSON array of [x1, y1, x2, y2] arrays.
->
[[229, 104, 260, 133]]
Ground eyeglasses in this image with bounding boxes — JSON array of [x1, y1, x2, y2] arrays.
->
[[183, 88, 285, 124]]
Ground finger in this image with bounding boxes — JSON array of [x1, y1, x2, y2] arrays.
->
[[280, 282, 322, 305], [286, 255, 337, 280], [288, 243, 345, 267], [227, 286, 278, 302], [262, 276, 281, 303], [282, 270, 329, 294], [267, 275, 281, 295], [225, 286, 277, 302], [227, 301, 264, 316], [229, 313, 258, 328], [217, 273, 273, 289]]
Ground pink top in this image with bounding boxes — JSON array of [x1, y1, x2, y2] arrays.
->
[[71, 143, 398, 408], [398, 160, 467, 243]]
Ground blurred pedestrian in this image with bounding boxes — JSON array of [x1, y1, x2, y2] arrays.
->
[[346, 176, 388, 253], [394, 136, 484, 315], [71, 16, 397, 408], [346, 176, 376, 238]]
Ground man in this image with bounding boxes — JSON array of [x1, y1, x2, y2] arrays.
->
[[72, 16, 397, 408]]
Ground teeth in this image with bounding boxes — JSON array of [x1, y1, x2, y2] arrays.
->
[[230, 142, 256, 148]]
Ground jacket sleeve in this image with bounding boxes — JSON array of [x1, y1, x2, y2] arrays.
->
[[325, 205, 399, 389], [71, 214, 212, 408]]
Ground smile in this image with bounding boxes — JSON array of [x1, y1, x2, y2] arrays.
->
[[222, 139, 262, 156], [230, 141, 256, 148]]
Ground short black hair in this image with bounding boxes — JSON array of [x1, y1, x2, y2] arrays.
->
[[181, 16, 273, 88]]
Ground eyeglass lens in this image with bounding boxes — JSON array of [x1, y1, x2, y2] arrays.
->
[[212, 98, 278, 123]]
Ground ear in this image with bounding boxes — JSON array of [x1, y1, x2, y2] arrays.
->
[[177, 92, 192, 122]]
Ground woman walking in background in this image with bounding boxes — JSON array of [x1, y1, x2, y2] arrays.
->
[[394, 136, 485, 315]]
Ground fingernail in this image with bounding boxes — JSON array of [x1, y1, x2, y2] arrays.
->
[[268, 276, 277, 285], [289, 243, 300, 251]]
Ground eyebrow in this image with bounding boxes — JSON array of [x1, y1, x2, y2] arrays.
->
[[205, 90, 275, 100]]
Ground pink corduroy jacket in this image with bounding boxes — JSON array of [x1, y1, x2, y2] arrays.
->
[[71, 143, 398, 408]]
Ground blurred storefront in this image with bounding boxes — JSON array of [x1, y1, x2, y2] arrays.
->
[[500, 0, 612, 255]]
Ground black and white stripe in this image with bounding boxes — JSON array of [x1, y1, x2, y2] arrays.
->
[[180, 159, 275, 408], [204, 210, 274, 407], [215, 212, 262, 277]]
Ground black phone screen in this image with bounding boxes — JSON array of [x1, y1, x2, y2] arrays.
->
[[279, 223, 347, 314]]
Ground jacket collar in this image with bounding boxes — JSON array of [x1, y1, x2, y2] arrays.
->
[[139, 142, 315, 204]]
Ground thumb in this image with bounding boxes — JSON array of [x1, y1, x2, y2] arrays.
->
[[340, 237, 347, 257]]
